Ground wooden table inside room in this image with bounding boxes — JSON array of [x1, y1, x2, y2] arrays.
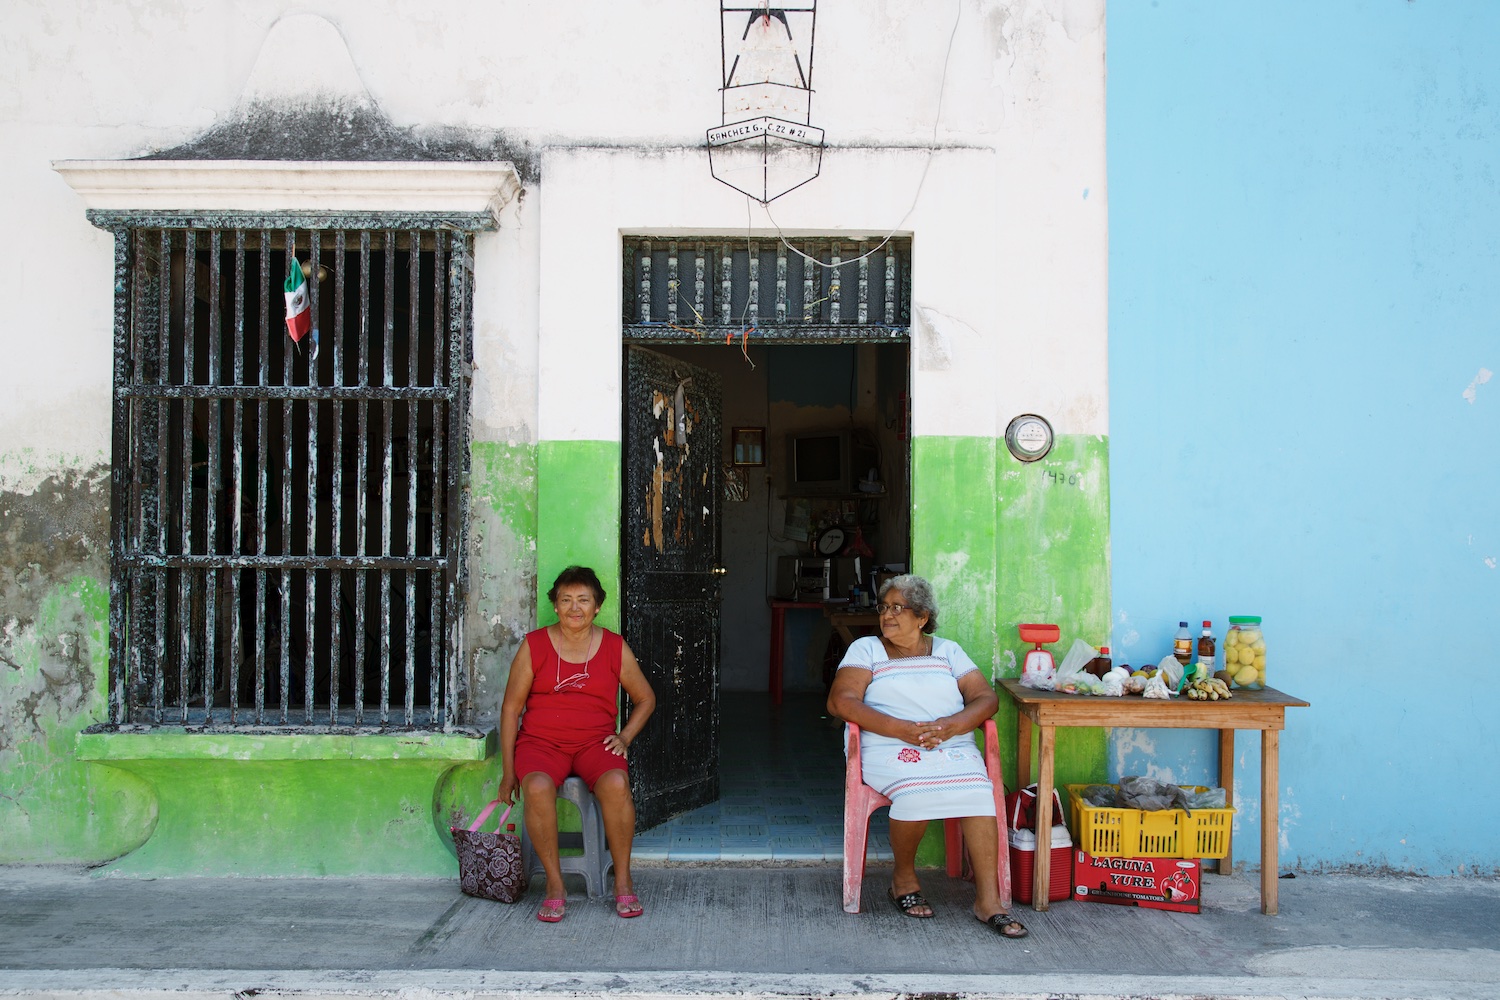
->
[[766, 599, 881, 705], [825, 604, 880, 645], [998, 679, 1310, 915]]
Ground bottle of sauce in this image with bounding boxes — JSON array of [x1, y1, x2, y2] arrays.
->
[[1085, 645, 1113, 678], [1173, 621, 1192, 665], [1195, 621, 1215, 681]]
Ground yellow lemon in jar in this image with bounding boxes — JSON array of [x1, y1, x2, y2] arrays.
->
[[1233, 666, 1259, 686], [1225, 631, 1240, 647], [1238, 647, 1256, 666], [1241, 629, 1262, 645], [1253, 654, 1266, 668]]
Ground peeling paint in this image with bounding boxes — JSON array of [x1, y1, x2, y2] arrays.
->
[[0, 467, 155, 862], [466, 441, 539, 727], [1462, 367, 1492, 403]]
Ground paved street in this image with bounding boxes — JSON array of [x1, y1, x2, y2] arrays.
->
[[3, 863, 1497, 999]]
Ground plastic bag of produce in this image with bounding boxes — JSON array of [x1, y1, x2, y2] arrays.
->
[[1156, 654, 1185, 691], [1142, 673, 1173, 699], [1054, 639, 1098, 693], [1119, 775, 1189, 811], [1081, 784, 1119, 808], [1185, 786, 1227, 810], [1020, 653, 1056, 690]]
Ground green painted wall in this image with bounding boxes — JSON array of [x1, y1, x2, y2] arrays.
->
[[439, 439, 551, 844], [76, 730, 492, 876], [912, 433, 1111, 863], [0, 468, 156, 864], [3, 432, 1107, 874], [536, 440, 621, 630], [467, 441, 541, 717], [0, 573, 155, 864]]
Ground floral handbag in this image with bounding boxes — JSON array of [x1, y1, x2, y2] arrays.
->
[[451, 798, 528, 903]]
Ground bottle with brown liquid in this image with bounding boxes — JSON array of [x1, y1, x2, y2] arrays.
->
[[1173, 621, 1192, 664], [1195, 621, 1215, 681], [1085, 645, 1113, 678]]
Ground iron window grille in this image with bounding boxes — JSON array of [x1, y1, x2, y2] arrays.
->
[[96, 212, 484, 730], [622, 236, 911, 343]]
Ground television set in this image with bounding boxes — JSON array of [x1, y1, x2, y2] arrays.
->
[[786, 428, 878, 494]]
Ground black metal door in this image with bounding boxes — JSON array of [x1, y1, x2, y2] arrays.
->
[[622, 347, 723, 830]]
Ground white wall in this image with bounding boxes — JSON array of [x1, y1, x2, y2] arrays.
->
[[3, 0, 1108, 479]]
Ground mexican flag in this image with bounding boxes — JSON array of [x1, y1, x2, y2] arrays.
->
[[284, 260, 312, 343]]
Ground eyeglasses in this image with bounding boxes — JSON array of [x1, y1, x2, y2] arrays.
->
[[875, 603, 911, 616]]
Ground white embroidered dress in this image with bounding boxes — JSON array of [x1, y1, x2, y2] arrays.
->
[[838, 635, 997, 821]]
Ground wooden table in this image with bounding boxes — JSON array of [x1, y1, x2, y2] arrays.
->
[[825, 605, 879, 645], [998, 679, 1309, 915], [767, 599, 882, 704]]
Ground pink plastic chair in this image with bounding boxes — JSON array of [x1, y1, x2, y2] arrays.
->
[[843, 718, 1012, 913]]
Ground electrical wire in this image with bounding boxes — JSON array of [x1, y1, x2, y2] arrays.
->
[[753, 0, 964, 269]]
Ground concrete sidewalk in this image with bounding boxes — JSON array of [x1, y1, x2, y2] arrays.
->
[[2, 862, 1498, 1000]]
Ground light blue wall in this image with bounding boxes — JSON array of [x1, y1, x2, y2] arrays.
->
[[1108, 1, 1500, 873]]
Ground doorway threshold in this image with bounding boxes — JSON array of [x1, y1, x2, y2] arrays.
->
[[632, 692, 892, 863]]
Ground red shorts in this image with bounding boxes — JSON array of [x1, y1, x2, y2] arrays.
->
[[514, 733, 628, 790]]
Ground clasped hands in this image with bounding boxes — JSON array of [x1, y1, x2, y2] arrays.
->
[[907, 718, 951, 750]]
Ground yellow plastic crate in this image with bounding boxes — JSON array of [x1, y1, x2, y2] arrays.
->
[[1066, 784, 1235, 859]]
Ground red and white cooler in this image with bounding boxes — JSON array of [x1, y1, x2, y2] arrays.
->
[[1008, 823, 1073, 905]]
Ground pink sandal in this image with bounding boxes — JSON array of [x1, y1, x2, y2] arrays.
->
[[615, 893, 643, 918], [536, 898, 566, 922]]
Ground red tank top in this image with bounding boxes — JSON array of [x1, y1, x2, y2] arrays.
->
[[520, 627, 623, 748]]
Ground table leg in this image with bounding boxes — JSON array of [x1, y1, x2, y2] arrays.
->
[[769, 605, 785, 706], [1261, 728, 1280, 915], [1032, 725, 1056, 911], [1015, 712, 1033, 789], [1217, 727, 1235, 875]]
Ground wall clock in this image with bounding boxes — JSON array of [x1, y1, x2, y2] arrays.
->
[[815, 526, 846, 556]]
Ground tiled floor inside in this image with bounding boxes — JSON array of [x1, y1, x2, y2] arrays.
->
[[633, 691, 891, 862]]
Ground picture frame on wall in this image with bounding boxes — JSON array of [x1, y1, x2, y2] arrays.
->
[[731, 426, 765, 466]]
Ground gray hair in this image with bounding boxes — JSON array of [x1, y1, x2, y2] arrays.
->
[[878, 573, 938, 634]]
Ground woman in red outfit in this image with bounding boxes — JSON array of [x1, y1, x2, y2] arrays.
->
[[498, 566, 657, 922]]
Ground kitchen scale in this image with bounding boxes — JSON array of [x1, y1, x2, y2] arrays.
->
[[1018, 623, 1060, 684]]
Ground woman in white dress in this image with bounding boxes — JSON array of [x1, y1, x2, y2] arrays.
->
[[827, 574, 1027, 938]]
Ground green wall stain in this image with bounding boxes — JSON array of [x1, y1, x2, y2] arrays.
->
[[468, 441, 540, 712], [0, 575, 155, 863], [472, 441, 539, 533], [537, 440, 621, 630], [911, 434, 1111, 865]]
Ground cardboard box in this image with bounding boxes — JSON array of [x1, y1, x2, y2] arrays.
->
[[1070, 851, 1202, 913]]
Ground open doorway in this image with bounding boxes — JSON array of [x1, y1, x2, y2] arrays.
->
[[625, 340, 911, 860]]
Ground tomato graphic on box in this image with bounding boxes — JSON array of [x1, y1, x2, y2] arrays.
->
[[1163, 869, 1197, 903]]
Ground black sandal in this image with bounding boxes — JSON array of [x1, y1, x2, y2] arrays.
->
[[887, 888, 935, 918], [976, 912, 1029, 938]]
